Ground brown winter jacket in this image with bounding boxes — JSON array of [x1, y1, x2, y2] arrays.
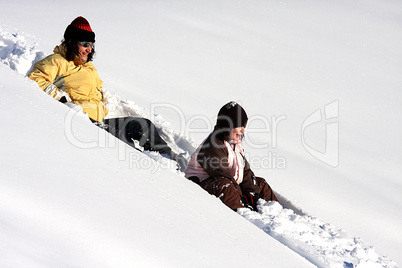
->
[[196, 132, 260, 195]]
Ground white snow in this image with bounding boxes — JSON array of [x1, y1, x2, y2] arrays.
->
[[0, 62, 311, 267], [1, 0, 401, 267]]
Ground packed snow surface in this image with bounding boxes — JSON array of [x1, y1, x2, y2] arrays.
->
[[1, 0, 401, 267]]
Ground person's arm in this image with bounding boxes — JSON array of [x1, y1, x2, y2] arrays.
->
[[196, 134, 234, 181], [239, 158, 259, 194], [29, 55, 68, 101]]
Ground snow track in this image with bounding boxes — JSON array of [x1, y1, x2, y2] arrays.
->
[[238, 201, 396, 267], [0, 24, 44, 76], [0, 24, 397, 268]]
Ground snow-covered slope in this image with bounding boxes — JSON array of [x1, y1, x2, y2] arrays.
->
[[0, 24, 397, 268], [0, 62, 314, 267], [1, 0, 401, 266]]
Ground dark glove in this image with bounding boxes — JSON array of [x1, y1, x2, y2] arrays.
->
[[241, 192, 260, 211], [59, 96, 68, 103]]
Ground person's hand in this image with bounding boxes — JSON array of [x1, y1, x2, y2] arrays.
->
[[58, 92, 71, 103], [241, 192, 260, 211]]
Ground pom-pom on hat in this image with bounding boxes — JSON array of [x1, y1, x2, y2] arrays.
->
[[64, 16, 95, 43], [216, 101, 248, 130]]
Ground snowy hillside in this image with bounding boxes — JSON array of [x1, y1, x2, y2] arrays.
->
[[0, 62, 315, 267], [1, 0, 401, 267]]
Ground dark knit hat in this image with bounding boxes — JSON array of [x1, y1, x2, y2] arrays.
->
[[216, 101, 248, 129], [64, 16, 95, 42]]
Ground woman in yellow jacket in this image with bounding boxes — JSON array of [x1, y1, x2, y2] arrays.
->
[[29, 17, 182, 167]]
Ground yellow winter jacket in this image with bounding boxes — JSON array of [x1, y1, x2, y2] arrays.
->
[[29, 44, 108, 122]]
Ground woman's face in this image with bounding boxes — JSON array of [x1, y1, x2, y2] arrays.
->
[[229, 127, 245, 144], [77, 42, 93, 62]]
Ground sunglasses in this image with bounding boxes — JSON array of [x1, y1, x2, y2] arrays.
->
[[78, 42, 94, 49]]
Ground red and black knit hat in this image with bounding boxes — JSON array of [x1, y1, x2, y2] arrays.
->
[[216, 101, 248, 130], [64, 16, 95, 42]]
